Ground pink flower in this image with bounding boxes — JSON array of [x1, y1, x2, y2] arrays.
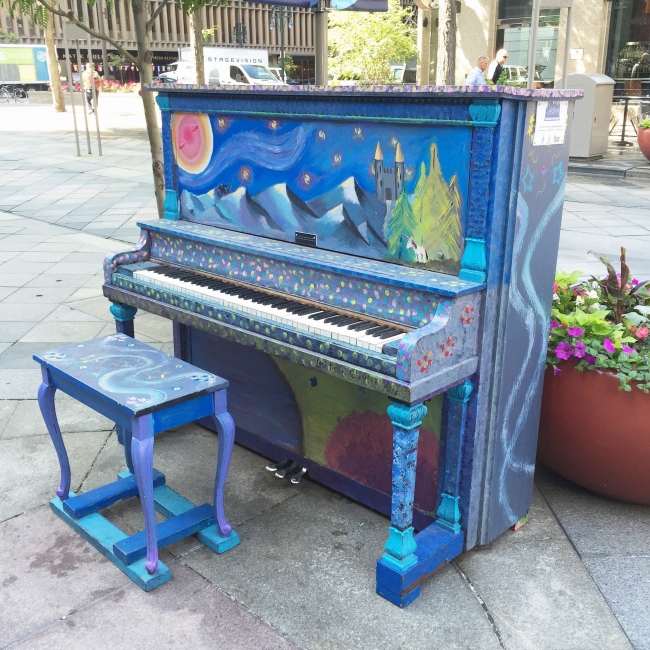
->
[[555, 342, 573, 360], [622, 345, 635, 355], [603, 338, 615, 353], [553, 366, 562, 375], [573, 341, 586, 358], [567, 326, 584, 337], [585, 354, 597, 365], [549, 321, 561, 330], [635, 327, 649, 339]]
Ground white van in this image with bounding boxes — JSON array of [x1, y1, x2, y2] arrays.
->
[[169, 48, 285, 86]]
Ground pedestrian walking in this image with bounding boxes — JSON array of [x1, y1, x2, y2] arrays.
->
[[487, 49, 509, 84], [466, 56, 489, 85], [82, 63, 101, 114]]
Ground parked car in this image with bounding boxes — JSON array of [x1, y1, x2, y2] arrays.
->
[[153, 74, 176, 85]]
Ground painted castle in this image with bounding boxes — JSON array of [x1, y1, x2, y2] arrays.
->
[[374, 142, 404, 202]]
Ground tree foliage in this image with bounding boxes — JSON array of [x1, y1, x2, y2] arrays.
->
[[328, 0, 417, 84]]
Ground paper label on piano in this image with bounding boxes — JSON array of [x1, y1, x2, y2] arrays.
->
[[533, 101, 568, 147]]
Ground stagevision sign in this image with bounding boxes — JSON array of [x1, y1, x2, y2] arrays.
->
[[0, 46, 49, 84]]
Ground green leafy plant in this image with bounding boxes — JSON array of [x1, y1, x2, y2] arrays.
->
[[548, 248, 650, 392], [640, 118, 650, 129], [495, 70, 526, 88], [0, 27, 20, 43], [328, 0, 417, 85]]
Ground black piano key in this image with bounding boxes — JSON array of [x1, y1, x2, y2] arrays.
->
[[344, 320, 365, 329], [379, 329, 402, 339], [285, 304, 311, 314], [299, 307, 325, 316], [368, 326, 394, 337], [235, 289, 259, 298], [348, 321, 378, 332], [332, 317, 358, 327], [274, 300, 299, 310], [290, 305, 318, 315], [205, 280, 230, 289], [364, 325, 389, 336], [323, 314, 349, 324], [309, 311, 337, 321]]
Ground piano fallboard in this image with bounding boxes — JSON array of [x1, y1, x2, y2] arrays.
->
[[109, 219, 483, 330]]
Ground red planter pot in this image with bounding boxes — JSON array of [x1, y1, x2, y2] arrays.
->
[[538, 361, 650, 504], [638, 127, 650, 161]]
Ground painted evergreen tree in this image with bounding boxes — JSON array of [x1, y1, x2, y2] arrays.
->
[[411, 143, 463, 264], [386, 190, 418, 262], [436, 175, 462, 262]]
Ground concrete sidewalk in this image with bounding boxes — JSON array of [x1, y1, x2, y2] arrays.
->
[[1, 102, 648, 650]]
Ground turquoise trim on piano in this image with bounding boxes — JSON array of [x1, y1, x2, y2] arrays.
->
[[459, 238, 487, 283], [139, 220, 484, 297], [163, 189, 180, 220]]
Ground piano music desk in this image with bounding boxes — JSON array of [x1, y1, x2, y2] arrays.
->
[[34, 335, 240, 591]]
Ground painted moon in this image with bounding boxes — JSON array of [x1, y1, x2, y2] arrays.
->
[[172, 113, 213, 174]]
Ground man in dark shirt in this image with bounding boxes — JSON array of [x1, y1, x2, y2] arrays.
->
[[488, 49, 509, 83]]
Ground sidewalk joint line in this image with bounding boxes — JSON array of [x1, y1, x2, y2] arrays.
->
[[452, 561, 506, 650], [76, 429, 115, 493]]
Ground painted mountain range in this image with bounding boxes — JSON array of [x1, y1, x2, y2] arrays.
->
[[180, 176, 389, 257]]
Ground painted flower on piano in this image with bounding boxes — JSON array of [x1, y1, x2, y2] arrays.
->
[[439, 336, 456, 358], [416, 351, 434, 373], [460, 304, 475, 325]]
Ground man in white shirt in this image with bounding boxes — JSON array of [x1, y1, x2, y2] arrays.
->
[[466, 56, 489, 85], [487, 49, 509, 84]]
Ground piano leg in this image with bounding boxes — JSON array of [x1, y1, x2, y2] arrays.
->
[[381, 401, 428, 573], [377, 386, 473, 607], [109, 302, 138, 338], [435, 380, 475, 533]]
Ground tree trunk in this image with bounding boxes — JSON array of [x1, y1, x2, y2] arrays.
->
[[436, 0, 456, 85], [44, 10, 66, 112], [132, 0, 165, 218], [189, 10, 205, 85]]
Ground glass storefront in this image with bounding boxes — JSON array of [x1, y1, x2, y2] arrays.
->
[[496, 0, 560, 86], [606, 0, 650, 95]]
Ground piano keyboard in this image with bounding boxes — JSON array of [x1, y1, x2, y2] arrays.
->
[[133, 266, 407, 353]]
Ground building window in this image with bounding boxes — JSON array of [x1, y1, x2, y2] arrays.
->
[[496, 0, 560, 86], [606, 0, 650, 95]]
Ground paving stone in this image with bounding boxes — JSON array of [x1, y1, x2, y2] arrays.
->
[[1, 510, 298, 650], [0, 302, 58, 321], [0, 321, 38, 343], [19, 321, 106, 343], [0, 430, 111, 521]]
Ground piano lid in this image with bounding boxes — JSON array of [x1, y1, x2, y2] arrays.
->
[[172, 111, 472, 276]]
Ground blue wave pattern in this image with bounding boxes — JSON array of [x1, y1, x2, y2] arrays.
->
[[37, 335, 222, 415], [496, 179, 566, 523]]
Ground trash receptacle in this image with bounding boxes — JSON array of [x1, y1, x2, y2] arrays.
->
[[566, 73, 615, 159]]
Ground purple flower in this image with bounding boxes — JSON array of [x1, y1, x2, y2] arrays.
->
[[555, 342, 573, 360], [553, 366, 562, 375], [567, 326, 584, 338], [573, 341, 586, 358], [622, 345, 635, 355], [585, 354, 597, 365], [603, 338, 615, 353], [549, 321, 561, 330]]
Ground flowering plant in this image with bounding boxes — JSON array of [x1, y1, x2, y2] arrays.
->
[[547, 248, 650, 392]]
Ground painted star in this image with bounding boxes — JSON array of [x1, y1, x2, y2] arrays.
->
[[552, 162, 564, 185], [522, 165, 534, 192]]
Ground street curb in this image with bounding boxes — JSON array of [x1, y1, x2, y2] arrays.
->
[[568, 163, 650, 180]]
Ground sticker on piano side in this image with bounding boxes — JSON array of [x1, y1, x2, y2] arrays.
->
[[533, 101, 568, 147]]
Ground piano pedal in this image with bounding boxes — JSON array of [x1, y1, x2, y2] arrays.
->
[[289, 466, 308, 484], [275, 461, 298, 479], [265, 457, 293, 473]]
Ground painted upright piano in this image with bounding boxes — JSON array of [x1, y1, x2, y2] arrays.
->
[[104, 84, 581, 606]]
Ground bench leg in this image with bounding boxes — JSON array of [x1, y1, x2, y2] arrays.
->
[[116, 425, 134, 473], [38, 367, 71, 499], [211, 390, 234, 537], [131, 414, 158, 574]]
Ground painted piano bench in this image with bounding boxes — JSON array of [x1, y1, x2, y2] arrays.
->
[[33, 334, 240, 591]]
